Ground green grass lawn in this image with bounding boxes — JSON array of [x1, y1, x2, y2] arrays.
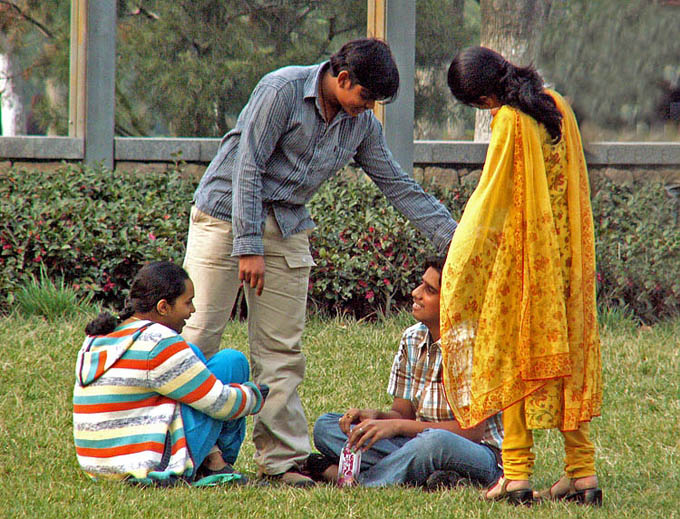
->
[[1, 310, 678, 518]]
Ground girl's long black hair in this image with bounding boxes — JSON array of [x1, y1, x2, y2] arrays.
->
[[447, 46, 562, 141], [85, 261, 189, 336]]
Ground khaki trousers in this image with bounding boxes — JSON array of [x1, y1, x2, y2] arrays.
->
[[502, 398, 596, 480], [182, 206, 314, 475]]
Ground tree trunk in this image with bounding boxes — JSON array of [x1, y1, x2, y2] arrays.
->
[[45, 77, 66, 136], [474, 0, 552, 140], [0, 51, 27, 135], [452, 0, 465, 27]]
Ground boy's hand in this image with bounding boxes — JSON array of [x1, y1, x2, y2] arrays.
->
[[349, 419, 401, 451], [239, 255, 265, 295], [338, 408, 380, 435]]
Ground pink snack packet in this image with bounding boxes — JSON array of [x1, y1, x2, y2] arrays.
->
[[337, 440, 362, 487]]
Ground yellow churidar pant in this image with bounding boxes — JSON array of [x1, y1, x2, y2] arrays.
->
[[440, 91, 602, 479]]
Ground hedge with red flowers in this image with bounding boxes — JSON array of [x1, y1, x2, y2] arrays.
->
[[591, 175, 680, 323], [0, 164, 193, 312], [2, 163, 679, 322], [307, 175, 471, 317]]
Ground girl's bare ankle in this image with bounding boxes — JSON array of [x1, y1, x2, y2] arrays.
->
[[204, 451, 227, 471], [574, 475, 598, 490]]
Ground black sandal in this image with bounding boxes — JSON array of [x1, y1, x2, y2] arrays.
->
[[535, 476, 602, 506], [485, 477, 534, 506], [566, 486, 603, 506]]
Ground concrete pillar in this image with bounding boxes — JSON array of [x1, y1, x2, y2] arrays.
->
[[368, 0, 416, 175], [85, 1, 116, 169]]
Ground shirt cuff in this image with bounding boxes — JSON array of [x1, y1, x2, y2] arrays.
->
[[232, 236, 265, 256], [433, 220, 458, 255]]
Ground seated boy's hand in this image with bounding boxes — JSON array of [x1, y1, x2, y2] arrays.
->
[[339, 408, 380, 435], [349, 419, 401, 451]]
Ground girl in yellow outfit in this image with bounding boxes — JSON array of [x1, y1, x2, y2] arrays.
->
[[441, 47, 602, 506]]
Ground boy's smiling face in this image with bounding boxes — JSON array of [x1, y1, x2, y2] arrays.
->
[[411, 266, 441, 339], [335, 70, 377, 116]]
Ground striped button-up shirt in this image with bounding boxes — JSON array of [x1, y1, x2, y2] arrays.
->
[[387, 322, 503, 450], [193, 61, 457, 256]]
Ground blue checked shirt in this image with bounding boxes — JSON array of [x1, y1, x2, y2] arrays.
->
[[387, 322, 503, 451], [193, 62, 457, 256]]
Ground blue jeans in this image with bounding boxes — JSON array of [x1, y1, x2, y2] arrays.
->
[[180, 346, 249, 471], [313, 413, 502, 487]]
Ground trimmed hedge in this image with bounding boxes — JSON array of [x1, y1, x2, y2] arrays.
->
[[591, 176, 680, 323], [1, 164, 194, 310], [307, 176, 472, 317], [2, 164, 679, 323]]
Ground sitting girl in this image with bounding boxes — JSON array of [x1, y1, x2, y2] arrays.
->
[[73, 261, 266, 486]]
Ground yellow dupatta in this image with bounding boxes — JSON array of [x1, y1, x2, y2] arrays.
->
[[440, 91, 602, 431]]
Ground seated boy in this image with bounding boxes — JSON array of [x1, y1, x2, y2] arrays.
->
[[309, 257, 503, 488]]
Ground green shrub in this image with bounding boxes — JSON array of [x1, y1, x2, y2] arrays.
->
[[13, 265, 96, 320], [0, 163, 195, 313], [2, 164, 679, 323], [592, 177, 680, 323], [1, 165, 474, 319], [308, 175, 473, 317]]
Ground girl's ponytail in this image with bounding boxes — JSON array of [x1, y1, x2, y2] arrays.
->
[[499, 62, 562, 142], [85, 311, 120, 336], [448, 46, 563, 142]]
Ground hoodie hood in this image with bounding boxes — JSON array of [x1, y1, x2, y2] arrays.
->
[[75, 321, 153, 387]]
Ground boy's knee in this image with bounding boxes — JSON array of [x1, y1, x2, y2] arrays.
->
[[412, 428, 458, 450], [313, 413, 339, 433], [313, 413, 342, 444]]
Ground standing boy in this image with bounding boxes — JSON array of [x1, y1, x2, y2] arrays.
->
[[182, 38, 457, 486], [310, 258, 503, 488]]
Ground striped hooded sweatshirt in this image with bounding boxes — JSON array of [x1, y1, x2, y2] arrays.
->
[[73, 320, 263, 480]]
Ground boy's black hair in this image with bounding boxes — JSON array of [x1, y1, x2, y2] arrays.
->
[[424, 256, 447, 283], [329, 38, 399, 103]]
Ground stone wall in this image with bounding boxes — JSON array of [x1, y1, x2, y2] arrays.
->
[[3, 159, 679, 190], [2, 137, 679, 188], [413, 165, 680, 188]]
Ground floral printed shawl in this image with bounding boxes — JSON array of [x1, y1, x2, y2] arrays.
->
[[440, 91, 602, 431]]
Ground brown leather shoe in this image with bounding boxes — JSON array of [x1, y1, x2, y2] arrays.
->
[[265, 470, 316, 488], [303, 453, 336, 482]]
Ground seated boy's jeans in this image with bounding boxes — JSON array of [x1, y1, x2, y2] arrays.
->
[[313, 412, 502, 487]]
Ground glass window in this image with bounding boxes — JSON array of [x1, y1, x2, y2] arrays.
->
[[415, 0, 680, 142], [0, 1, 70, 136], [115, 1, 365, 137]]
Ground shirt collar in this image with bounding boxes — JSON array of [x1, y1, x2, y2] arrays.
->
[[416, 326, 441, 352], [304, 61, 361, 123], [303, 61, 329, 100]]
